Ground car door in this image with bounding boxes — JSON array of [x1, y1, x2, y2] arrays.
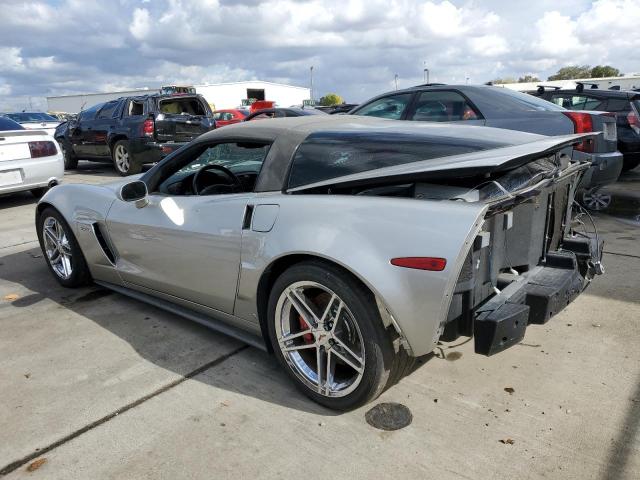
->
[[105, 141, 271, 314], [405, 90, 485, 125], [70, 103, 102, 157], [90, 100, 120, 156]]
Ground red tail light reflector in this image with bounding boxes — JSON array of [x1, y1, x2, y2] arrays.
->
[[142, 118, 154, 137], [627, 110, 640, 134], [562, 112, 594, 152], [28, 141, 57, 158], [391, 257, 447, 271]]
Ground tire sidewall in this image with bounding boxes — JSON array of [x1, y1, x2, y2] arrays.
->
[[36, 207, 91, 288], [267, 261, 393, 410]]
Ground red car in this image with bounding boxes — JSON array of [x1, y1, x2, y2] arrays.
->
[[213, 109, 249, 127]]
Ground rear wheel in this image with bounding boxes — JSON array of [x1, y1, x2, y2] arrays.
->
[[267, 261, 398, 410], [112, 140, 141, 176], [36, 207, 91, 287]]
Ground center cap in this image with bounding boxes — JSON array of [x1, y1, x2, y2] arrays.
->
[[315, 332, 330, 346]]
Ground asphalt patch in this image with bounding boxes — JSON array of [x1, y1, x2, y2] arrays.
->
[[365, 402, 413, 431]]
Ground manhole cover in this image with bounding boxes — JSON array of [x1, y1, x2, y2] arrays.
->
[[365, 402, 412, 431]]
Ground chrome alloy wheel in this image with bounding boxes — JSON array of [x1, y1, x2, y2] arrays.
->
[[275, 281, 366, 398], [582, 188, 612, 211], [42, 216, 73, 279], [114, 144, 130, 173]]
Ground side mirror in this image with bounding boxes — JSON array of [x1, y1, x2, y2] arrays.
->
[[120, 180, 148, 208]]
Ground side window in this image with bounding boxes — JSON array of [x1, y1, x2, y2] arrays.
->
[[157, 142, 271, 195], [605, 98, 631, 112], [96, 101, 119, 119], [249, 112, 275, 121], [409, 91, 480, 122], [125, 100, 145, 117], [583, 96, 605, 110], [354, 94, 413, 120], [79, 103, 102, 122]]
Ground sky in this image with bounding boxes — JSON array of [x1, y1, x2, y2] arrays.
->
[[1, 0, 639, 111]]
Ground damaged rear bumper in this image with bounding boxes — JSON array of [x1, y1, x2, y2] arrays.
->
[[473, 234, 603, 356]]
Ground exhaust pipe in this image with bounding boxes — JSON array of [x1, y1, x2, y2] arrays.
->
[[48, 179, 59, 189]]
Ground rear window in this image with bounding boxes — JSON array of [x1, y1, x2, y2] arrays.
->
[[288, 131, 510, 189], [606, 98, 631, 112], [5, 112, 58, 122], [495, 88, 566, 111], [159, 97, 207, 116], [0, 117, 25, 130]]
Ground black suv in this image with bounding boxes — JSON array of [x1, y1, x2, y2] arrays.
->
[[533, 85, 640, 171], [55, 93, 215, 175]]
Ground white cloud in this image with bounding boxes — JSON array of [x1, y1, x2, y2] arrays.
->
[[129, 8, 151, 40], [1, 0, 640, 112]]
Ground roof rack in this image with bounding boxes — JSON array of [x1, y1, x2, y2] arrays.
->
[[576, 81, 599, 92], [536, 85, 562, 94]]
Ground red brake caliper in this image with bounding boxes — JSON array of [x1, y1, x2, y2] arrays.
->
[[298, 315, 314, 344]]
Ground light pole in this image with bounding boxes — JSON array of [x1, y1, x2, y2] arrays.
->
[[310, 66, 314, 103], [423, 68, 429, 83], [394, 73, 399, 90]]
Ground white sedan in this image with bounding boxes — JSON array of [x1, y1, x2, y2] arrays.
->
[[3, 112, 61, 137], [0, 117, 64, 197]]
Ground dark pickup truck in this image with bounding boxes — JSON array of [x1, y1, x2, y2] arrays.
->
[[55, 93, 216, 175]]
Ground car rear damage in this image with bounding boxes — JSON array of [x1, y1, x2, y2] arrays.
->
[[288, 132, 604, 357]]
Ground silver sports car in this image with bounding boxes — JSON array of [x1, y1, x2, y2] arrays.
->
[[36, 116, 603, 410]]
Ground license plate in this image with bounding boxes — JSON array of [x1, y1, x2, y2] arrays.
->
[[0, 169, 23, 187], [603, 122, 617, 142]]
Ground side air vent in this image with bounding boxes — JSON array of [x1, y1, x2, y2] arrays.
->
[[92, 223, 117, 264]]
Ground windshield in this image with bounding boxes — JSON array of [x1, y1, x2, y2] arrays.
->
[[5, 112, 58, 122], [0, 117, 25, 131]]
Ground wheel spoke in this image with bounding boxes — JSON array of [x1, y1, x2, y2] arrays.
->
[[278, 329, 313, 345], [316, 346, 324, 393], [331, 337, 364, 374], [285, 287, 318, 328], [330, 300, 344, 333], [281, 343, 316, 353], [44, 226, 57, 246]]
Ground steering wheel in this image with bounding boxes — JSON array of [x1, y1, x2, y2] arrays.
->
[[192, 164, 242, 195]]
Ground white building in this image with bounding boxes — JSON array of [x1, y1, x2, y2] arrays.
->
[[47, 80, 311, 113], [495, 74, 640, 92]]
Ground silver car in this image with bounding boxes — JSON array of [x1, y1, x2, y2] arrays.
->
[[36, 116, 603, 409]]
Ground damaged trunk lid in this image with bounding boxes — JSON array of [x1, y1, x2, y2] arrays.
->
[[153, 95, 215, 143]]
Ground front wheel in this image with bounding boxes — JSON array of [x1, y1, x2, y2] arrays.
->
[[112, 140, 141, 176], [36, 207, 92, 287], [267, 261, 398, 410]]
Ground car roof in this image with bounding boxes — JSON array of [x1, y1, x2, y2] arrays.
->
[[540, 88, 636, 98]]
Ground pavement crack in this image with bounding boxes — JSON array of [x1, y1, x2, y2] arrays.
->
[[0, 240, 38, 251], [0, 344, 249, 476]]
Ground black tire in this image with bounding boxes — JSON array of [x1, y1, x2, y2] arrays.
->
[[622, 157, 640, 172], [36, 207, 92, 288], [58, 140, 78, 170], [30, 187, 48, 198], [112, 139, 141, 176], [267, 260, 398, 410]]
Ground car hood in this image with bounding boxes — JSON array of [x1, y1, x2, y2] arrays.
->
[[287, 133, 596, 192]]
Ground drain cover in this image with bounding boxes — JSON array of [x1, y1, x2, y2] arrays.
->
[[365, 402, 413, 431]]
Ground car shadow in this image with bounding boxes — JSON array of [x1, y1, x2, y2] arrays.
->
[[0, 245, 433, 416], [0, 190, 39, 208]]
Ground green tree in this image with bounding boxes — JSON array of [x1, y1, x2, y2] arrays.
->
[[518, 75, 541, 83], [548, 65, 592, 80], [490, 77, 516, 85], [319, 93, 344, 106], [590, 65, 621, 78]]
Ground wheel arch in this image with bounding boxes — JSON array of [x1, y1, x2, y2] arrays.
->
[[108, 134, 129, 153], [255, 253, 401, 354]]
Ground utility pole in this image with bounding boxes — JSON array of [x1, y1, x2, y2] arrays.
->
[[423, 61, 429, 83], [394, 74, 399, 90], [310, 66, 314, 103]]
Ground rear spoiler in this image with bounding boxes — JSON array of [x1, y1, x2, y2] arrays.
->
[[0, 130, 50, 138], [287, 133, 597, 192]]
